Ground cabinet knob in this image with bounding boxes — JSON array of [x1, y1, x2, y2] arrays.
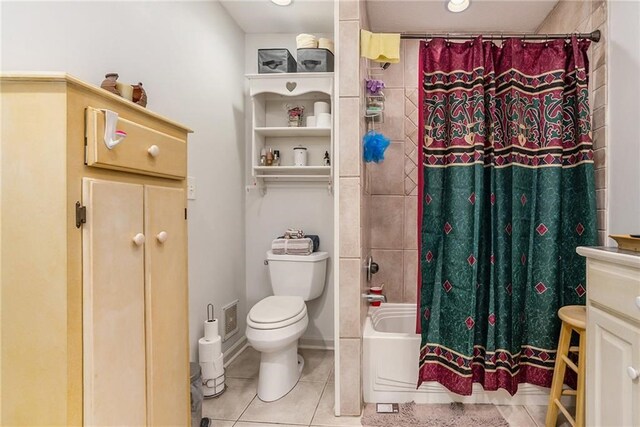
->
[[156, 231, 168, 243], [148, 145, 160, 157], [635, 296, 640, 310], [628, 366, 640, 380], [132, 233, 146, 246]]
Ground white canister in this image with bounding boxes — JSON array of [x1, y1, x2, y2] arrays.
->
[[317, 112, 332, 128], [294, 146, 308, 166], [314, 101, 330, 115], [306, 115, 316, 127]]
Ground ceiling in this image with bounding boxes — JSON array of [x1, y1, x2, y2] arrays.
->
[[220, 0, 334, 34], [367, 0, 559, 33], [220, 0, 559, 35]]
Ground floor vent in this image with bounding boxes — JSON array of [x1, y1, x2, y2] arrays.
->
[[222, 300, 239, 342]]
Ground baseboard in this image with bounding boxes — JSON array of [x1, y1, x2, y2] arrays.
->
[[299, 337, 334, 350], [223, 335, 248, 367]]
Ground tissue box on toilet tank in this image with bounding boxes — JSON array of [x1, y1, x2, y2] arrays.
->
[[258, 49, 297, 73], [296, 48, 334, 72]]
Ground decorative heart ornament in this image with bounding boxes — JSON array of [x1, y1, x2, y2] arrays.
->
[[286, 82, 297, 92]]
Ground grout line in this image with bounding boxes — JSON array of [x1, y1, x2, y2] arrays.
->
[[235, 393, 258, 425], [523, 405, 544, 427], [309, 380, 330, 427]]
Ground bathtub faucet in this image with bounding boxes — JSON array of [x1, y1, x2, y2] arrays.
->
[[362, 293, 387, 303]]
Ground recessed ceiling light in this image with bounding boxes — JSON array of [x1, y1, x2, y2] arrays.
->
[[447, 0, 469, 13], [271, 0, 292, 6]]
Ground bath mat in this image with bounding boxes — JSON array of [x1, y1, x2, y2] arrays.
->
[[361, 402, 509, 427]]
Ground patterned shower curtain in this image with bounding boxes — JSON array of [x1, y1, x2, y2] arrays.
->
[[417, 36, 597, 395]]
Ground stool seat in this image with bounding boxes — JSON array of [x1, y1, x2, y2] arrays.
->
[[558, 305, 586, 330]]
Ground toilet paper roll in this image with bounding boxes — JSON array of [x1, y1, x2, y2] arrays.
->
[[204, 319, 219, 341], [203, 374, 225, 396], [318, 38, 334, 54], [317, 112, 332, 128], [198, 337, 221, 363], [200, 354, 224, 379], [306, 116, 316, 127], [200, 362, 223, 380], [296, 33, 318, 49], [314, 101, 330, 115]]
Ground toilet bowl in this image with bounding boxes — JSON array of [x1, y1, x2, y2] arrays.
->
[[246, 296, 309, 401], [246, 251, 329, 402]]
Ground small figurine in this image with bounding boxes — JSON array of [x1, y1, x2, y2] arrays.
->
[[100, 73, 120, 95], [132, 82, 147, 107]]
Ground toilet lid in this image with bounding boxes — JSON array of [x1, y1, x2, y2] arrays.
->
[[249, 296, 305, 325]]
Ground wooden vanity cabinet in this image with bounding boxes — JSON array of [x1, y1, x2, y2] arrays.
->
[[1, 73, 191, 426]]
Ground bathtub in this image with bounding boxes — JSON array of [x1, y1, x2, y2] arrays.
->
[[363, 303, 554, 405]]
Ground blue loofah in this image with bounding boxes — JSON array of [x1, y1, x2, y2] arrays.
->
[[363, 130, 390, 163]]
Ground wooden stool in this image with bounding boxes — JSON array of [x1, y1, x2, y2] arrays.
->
[[546, 305, 586, 427]]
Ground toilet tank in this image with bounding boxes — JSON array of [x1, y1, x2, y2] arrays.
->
[[266, 251, 329, 301]]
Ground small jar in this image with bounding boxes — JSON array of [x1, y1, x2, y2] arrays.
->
[[273, 150, 280, 166], [100, 73, 120, 95], [294, 146, 307, 167]]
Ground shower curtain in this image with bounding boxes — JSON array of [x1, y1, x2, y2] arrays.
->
[[417, 36, 597, 395]]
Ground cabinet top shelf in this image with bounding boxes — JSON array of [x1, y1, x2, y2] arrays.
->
[[1, 73, 193, 133], [246, 72, 334, 80], [577, 246, 640, 269]]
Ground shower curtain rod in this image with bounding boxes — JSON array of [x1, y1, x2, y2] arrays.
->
[[400, 29, 601, 43]]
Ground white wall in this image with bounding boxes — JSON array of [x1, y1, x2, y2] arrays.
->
[[245, 34, 334, 347], [1, 1, 248, 360], [608, 0, 640, 238]]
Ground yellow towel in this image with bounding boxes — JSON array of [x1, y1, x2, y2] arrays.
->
[[360, 29, 401, 64]]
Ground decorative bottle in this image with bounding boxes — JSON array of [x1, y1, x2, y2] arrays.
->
[[266, 148, 274, 166]]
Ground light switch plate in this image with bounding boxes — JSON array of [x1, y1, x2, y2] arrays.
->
[[187, 176, 196, 200]]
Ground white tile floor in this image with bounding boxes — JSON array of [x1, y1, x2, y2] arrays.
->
[[203, 346, 571, 427]]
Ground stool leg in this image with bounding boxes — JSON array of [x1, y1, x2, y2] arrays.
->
[[575, 329, 587, 427], [546, 322, 572, 427]]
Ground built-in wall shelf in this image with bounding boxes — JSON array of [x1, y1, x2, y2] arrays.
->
[[254, 127, 331, 137], [254, 166, 331, 174], [247, 73, 334, 194]]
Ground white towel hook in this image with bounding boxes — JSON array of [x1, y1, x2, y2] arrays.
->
[[103, 109, 127, 150]]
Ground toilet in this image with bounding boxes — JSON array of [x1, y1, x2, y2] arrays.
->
[[246, 250, 329, 402]]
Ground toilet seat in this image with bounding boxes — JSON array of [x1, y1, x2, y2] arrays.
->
[[248, 296, 307, 330]]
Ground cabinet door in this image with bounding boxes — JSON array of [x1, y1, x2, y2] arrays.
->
[[82, 178, 146, 426], [587, 306, 640, 427], [144, 185, 189, 426]]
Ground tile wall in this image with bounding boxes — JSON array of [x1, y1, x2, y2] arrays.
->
[[337, 0, 370, 416], [365, 39, 421, 303]]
